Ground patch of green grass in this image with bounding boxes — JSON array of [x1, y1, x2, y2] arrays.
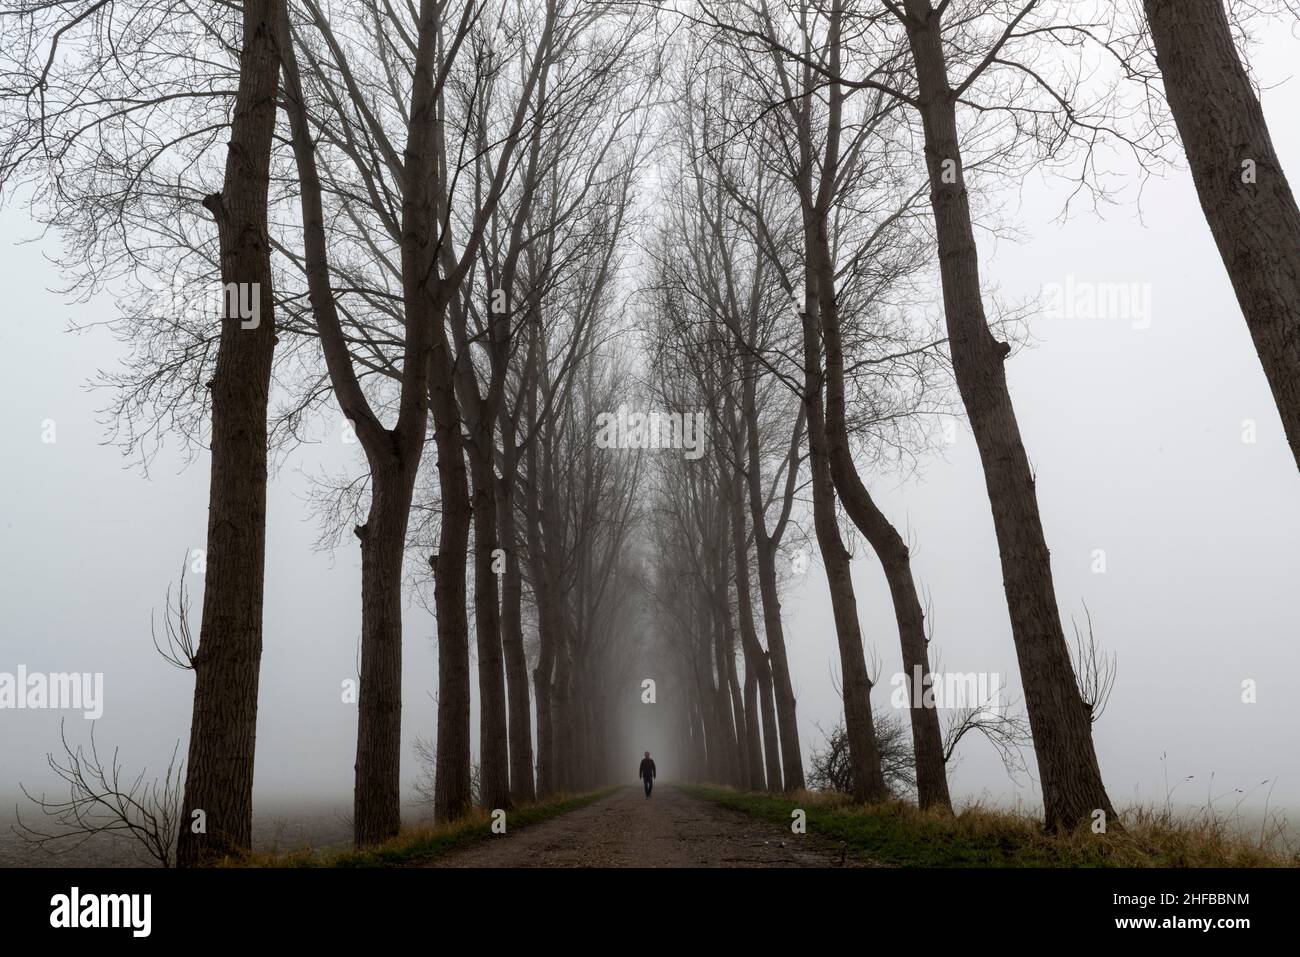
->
[[681, 785, 1294, 868], [234, 788, 618, 868]]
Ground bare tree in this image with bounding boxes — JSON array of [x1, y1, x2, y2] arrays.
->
[[16, 722, 183, 868], [277, 0, 560, 833], [681, 0, 1139, 828], [890, 0, 1121, 832], [1069, 605, 1117, 724], [133, 0, 284, 867], [809, 713, 916, 797], [941, 701, 1033, 784], [719, 0, 952, 810]]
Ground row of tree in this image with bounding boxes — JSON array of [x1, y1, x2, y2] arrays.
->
[[629, 0, 1299, 832]]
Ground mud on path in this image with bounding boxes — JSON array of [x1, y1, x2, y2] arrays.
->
[[427, 785, 867, 868]]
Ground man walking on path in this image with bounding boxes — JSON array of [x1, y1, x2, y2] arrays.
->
[[639, 751, 656, 798]]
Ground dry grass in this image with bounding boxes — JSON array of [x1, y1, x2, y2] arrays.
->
[[224, 790, 614, 868], [686, 785, 1298, 867]]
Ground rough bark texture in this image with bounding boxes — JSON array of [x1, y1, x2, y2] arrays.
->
[[800, 283, 888, 803], [740, 656, 765, 789], [812, 238, 952, 812], [470, 452, 511, 811], [1144, 0, 1300, 469], [353, 465, 412, 843], [429, 9, 552, 816], [395, 0, 470, 828], [431, 381, 473, 822], [902, 0, 1115, 830], [280, 0, 429, 846], [526, 390, 561, 796], [175, 0, 280, 869], [730, 471, 782, 791], [744, 406, 804, 790], [718, 547, 756, 789], [551, 625, 578, 791], [496, 459, 536, 802]]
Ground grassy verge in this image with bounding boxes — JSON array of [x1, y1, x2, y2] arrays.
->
[[681, 785, 1295, 867], [235, 787, 618, 868]]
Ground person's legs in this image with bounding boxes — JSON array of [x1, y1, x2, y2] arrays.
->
[[643, 777, 652, 798]]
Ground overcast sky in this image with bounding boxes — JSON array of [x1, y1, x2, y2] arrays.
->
[[2, 23, 1297, 833]]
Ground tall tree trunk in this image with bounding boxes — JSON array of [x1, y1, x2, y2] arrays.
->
[[696, 653, 726, 783], [1144, 0, 1300, 468], [742, 357, 805, 792], [800, 273, 888, 803], [723, 608, 753, 789], [757, 657, 782, 790], [715, 539, 753, 789], [788, 0, 884, 804], [353, 464, 415, 843], [740, 652, 765, 790], [689, 697, 708, 780], [525, 399, 560, 796], [581, 690, 597, 790], [729, 470, 780, 790], [749, 516, 803, 790], [811, 235, 952, 812], [497, 463, 535, 802], [431, 383, 473, 822], [176, 0, 279, 868], [711, 589, 744, 787], [902, 0, 1116, 830], [279, 4, 426, 845], [532, 638, 556, 796], [469, 449, 511, 811], [530, 594, 559, 794], [552, 632, 576, 791]]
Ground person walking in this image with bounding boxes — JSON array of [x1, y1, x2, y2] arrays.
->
[[639, 751, 656, 798]]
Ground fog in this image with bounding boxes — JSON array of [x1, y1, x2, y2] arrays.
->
[[1, 14, 1298, 860]]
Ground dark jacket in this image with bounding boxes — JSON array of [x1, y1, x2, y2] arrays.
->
[[638, 758, 656, 781]]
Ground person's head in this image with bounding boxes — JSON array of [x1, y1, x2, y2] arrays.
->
[[644, 751, 650, 759]]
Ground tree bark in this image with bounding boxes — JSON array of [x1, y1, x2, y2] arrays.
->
[[469, 448, 511, 811], [902, 0, 1116, 830], [280, 0, 447, 846], [811, 235, 952, 812], [1144, 0, 1300, 469], [353, 464, 412, 843], [712, 587, 744, 788], [525, 387, 561, 796], [744, 403, 805, 790], [431, 372, 473, 822], [283, 5, 431, 845], [709, 531, 750, 789], [799, 283, 889, 803], [551, 627, 577, 791], [728, 465, 780, 791], [496, 457, 535, 802], [741, 659, 763, 789], [176, 0, 279, 868], [722, 583, 755, 789]]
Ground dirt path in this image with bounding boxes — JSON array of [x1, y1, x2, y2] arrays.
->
[[427, 785, 865, 868]]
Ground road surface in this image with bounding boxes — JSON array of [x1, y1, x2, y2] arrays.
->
[[428, 785, 866, 868]]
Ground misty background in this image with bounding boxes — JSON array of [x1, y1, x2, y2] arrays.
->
[[1, 16, 1297, 863]]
